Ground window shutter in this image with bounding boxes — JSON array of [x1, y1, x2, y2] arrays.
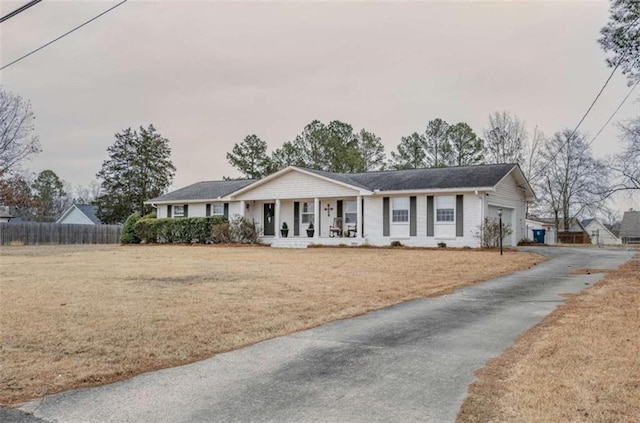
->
[[456, 195, 463, 237], [361, 197, 365, 237], [224, 203, 229, 218], [167, 205, 172, 218], [427, 196, 434, 236], [294, 202, 300, 236], [383, 197, 390, 236], [206, 204, 211, 217], [337, 200, 343, 218], [410, 196, 417, 236], [183, 204, 188, 218]]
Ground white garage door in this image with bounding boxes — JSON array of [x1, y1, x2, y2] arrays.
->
[[488, 206, 514, 246]]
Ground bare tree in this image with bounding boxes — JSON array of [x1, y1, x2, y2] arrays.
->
[[74, 180, 102, 204], [0, 87, 41, 177], [483, 111, 526, 165], [609, 116, 640, 192], [522, 127, 545, 186], [536, 129, 610, 233]]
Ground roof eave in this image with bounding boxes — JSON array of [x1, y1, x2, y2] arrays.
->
[[372, 186, 497, 195]]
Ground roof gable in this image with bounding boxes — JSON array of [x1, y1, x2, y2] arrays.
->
[[56, 204, 101, 224], [232, 167, 365, 200], [76, 204, 101, 224]]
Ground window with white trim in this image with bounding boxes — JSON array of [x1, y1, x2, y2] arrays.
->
[[345, 200, 357, 224], [173, 205, 185, 217], [392, 197, 409, 223], [211, 204, 224, 216], [436, 196, 455, 223], [301, 202, 315, 224]]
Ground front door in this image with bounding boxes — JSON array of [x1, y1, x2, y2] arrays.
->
[[263, 203, 275, 236]]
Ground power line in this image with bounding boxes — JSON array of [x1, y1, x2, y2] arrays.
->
[[0, 0, 128, 71], [0, 0, 42, 23], [529, 16, 640, 183], [589, 79, 640, 146]]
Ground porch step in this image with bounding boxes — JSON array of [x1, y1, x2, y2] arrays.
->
[[270, 242, 309, 249]]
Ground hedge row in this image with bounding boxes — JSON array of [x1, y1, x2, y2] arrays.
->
[[133, 216, 228, 244]]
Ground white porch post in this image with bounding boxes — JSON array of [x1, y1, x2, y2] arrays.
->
[[313, 197, 320, 239], [274, 199, 281, 238], [240, 200, 246, 218], [356, 195, 362, 238]]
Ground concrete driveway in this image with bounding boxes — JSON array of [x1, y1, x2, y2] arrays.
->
[[15, 247, 635, 423]]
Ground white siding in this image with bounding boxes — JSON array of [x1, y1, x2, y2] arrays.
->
[[155, 201, 242, 219], [362, 193, 483, 247], [228, 202, 243, 218], [585, 220, 620, 245], [486, 173, 527, 245], [234, 170, 359, 200]]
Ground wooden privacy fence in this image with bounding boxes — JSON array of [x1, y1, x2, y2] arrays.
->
[[0, 222, 122, 245], [557, 231, 591, 244]]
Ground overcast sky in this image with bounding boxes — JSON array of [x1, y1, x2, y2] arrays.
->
[[1, 0, 638, 213]]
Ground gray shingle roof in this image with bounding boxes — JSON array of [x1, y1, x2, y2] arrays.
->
[[620, 210, 640, 238], [75, 204, 101, 224], [304, 163, 519, 191], [147, 179, 256, 203], [581, 218, 595, 228]]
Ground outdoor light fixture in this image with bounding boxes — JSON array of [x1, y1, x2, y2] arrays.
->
[[498, 208, 503, 256]]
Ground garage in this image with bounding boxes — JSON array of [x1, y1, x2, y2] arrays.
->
[[488, 206, 514, 246]]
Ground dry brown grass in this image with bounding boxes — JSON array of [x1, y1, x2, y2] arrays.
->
[[457, 254, 640, 423], [0, 244, 542, 406]]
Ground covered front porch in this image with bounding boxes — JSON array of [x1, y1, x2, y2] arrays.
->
[[240, 196, 364, 246]]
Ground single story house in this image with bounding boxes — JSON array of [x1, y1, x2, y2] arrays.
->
[[619, 210, 640, 244], [581, 218, 621, 245], [146, 163, 535, 248], [56, 204, 103, 225]]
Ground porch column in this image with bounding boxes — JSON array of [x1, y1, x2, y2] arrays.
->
[[274, 199, 281, 238], [314, 197, 320, 238], [356, 195, 362, 238], [240, 200, 246, 218]]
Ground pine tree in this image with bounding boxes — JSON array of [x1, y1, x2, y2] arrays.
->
[[95, 125, 175, 224]]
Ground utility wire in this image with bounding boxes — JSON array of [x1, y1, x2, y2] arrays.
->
[[0, 0, 128, 71], [0, 0, 42, 23], [529, 16, 639, 183], [589, 79, 640, 146]]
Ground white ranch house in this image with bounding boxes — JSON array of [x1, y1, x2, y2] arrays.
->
[[146, 163, 535, 248]]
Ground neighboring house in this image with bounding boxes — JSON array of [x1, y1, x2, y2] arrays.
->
[[525, 217, 556, 244], [56, 204, 103, 225], [581, 218, 621, 245], [619, 210, 640, 244], [0, 210, 15, 223], [146, 163, 535, 248], [526, 216, 593, 244]]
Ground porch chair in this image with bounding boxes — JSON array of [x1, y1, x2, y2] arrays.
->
[[329, 217, 343, 237]]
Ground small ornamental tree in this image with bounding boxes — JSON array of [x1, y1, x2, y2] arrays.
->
[[475, 217, 512, 248]]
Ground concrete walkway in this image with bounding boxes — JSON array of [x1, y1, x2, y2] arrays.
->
[[17, 247, 635, 423]]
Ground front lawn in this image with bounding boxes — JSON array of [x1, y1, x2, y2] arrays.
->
[[0, 244, 542, 405]]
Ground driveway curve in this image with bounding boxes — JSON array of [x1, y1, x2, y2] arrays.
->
[[19, 247, 635, 423]]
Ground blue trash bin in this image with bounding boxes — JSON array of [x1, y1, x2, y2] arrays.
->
[[532, 229, 546, 244]]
